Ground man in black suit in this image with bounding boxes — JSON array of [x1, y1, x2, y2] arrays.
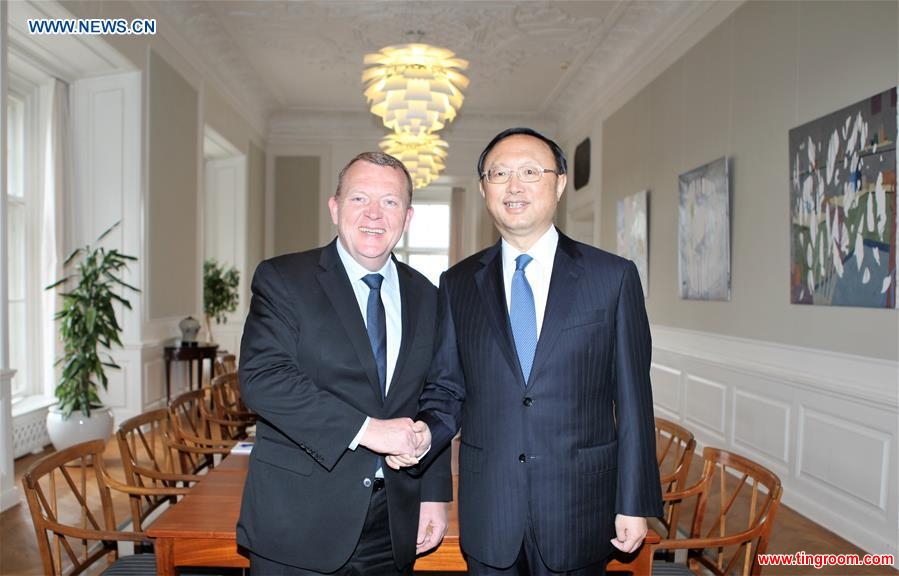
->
[[237, 152, 451, 574], [393, 128, 662, 574]]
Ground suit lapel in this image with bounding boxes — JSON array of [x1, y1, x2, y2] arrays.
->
[[317, 241, 383, 404], [529, 232, 583, 389], [475, 242, 523, 384]]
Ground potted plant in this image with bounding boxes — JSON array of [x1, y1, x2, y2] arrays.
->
[[44, 222, 138, 450], [203, 258, 240, 343]]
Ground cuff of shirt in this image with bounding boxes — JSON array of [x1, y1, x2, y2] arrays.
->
[[349, 416, 371, 450]]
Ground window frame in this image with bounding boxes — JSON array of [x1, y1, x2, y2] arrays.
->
[[394, 191, 452, 286], [7, 73, 48, 402]]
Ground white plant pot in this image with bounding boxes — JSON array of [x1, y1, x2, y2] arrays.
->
[[46, 405, 115, 451]]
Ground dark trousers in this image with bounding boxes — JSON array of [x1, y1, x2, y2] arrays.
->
[[465, 521, 605, 576], [249, 486, 410, 576]]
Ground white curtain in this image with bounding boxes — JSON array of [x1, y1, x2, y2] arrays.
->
[[39, 78, 70, 398]]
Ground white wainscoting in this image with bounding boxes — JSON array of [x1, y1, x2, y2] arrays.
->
[[650, 325, 898, 564]]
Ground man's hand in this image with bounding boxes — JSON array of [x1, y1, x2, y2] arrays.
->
[[610, 514, 648, 553], [385, 421, 431, 469], [416, 501, 448, 554], [358, 418, 421, 456]]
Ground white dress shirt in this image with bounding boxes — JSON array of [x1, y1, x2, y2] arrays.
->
[[336, 241, 402, 457], [335, 241, 402, 391], [501, 226, 558, 338]]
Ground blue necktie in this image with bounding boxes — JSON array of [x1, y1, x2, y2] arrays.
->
[[510, 254, 537, 383], [362, 273, 387, 398]]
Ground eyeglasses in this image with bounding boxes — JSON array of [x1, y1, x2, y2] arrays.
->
[[481, 165, 560, 184]]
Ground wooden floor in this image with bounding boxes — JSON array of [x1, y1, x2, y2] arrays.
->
[[2, 443, 895, 575]]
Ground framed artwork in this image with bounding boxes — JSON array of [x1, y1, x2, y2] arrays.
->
[[616, 190, 649, 297], [789, 87, 897, 308], [678, 156, 731, 301]]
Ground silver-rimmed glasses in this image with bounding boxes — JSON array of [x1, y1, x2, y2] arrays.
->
[[481, 165, 560, 184]]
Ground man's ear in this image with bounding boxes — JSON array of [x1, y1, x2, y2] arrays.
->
[[555, 173, 567, 200], [327, 196, 339, 225]]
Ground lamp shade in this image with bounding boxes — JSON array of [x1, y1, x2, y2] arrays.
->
[[363, 43, 469, 135], [379, 131, 448, 189]]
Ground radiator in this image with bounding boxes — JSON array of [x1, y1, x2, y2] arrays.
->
[[12, 405, 51, 458]]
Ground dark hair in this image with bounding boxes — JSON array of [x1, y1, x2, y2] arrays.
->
[[477, 127, 568, 179], [336, 152, 414, 202]]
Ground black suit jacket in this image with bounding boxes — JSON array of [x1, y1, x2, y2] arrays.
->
[[236, 240, 452, 572], [418, 231, 662, 571]]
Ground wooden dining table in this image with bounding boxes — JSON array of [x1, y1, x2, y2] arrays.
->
[[147, 453, 657, 574]]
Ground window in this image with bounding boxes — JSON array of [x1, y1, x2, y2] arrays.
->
[[7, 93, 31, 399], [394, 188, 452, 287], [6, 67, 52, 403]]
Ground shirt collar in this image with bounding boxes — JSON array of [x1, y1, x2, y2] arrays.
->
[[335, 238, 398, 287], [501, 225, 559, 268]]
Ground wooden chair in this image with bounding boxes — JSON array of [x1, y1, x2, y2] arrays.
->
[[168, 388, 235, 474], [655, 417, 697, 541], [653, 447, 783, 576], [209, 372, 256, 441], [213, 352, 237, 377], [21, 439, 157, 575], [112, 409, 203, 534]]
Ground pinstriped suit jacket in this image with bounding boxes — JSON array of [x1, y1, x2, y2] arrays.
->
[[418, 230, 662, 571]]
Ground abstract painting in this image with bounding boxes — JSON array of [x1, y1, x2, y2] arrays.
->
[[789, 88, 897, 308], [617, 190, 649, 297], [678, 157, 730, 301]]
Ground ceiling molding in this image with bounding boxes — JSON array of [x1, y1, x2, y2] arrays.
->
[[558, 0, 745, 141], [8, 0, 134, 83], [111, 1, 728, 152], [267, 109, 557, 147], [126, 2, 702, 127]]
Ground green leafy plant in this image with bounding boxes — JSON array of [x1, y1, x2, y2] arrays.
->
[[203, 258, 240, 342], [45, 223, 138, 418]]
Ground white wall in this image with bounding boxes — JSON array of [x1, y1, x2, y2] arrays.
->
[[70, 71, 145, 421], [205, 155, 247, 356], [591, 0, 898, 561]]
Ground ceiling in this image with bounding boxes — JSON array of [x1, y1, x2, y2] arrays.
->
[[141, 0, 716, 138]]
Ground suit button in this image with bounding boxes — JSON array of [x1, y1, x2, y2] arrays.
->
[[519, 453, 527, 463], [363, 477, 372, 488], [523, 397, 533, 407]]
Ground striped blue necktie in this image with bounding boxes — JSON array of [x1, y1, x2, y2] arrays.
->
[[510, 254, 537, 383]]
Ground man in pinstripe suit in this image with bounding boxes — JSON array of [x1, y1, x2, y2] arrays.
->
[[393, 128, 662, 574]]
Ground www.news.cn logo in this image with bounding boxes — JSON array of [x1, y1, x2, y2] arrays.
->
[[27, 19, 156, 35]]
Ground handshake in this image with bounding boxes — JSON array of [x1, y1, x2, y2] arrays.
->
[[359, 417, 431, 470]]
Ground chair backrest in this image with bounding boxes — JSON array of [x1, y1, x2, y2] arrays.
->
[[169, 388, 214, 442], [656, 446, 783, 576], [115, 409, 199, 531], [210, 372, 256, 440], [21, 439, 149, 575], [655, 417, 697, 539], [168, 388, 234, 473], [213, 352, 237, 377]]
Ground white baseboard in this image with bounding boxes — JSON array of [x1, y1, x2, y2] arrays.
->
[[650, 324, 898, 561]]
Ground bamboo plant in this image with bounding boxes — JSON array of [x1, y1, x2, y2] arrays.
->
[[46, 222, 138, 418]]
